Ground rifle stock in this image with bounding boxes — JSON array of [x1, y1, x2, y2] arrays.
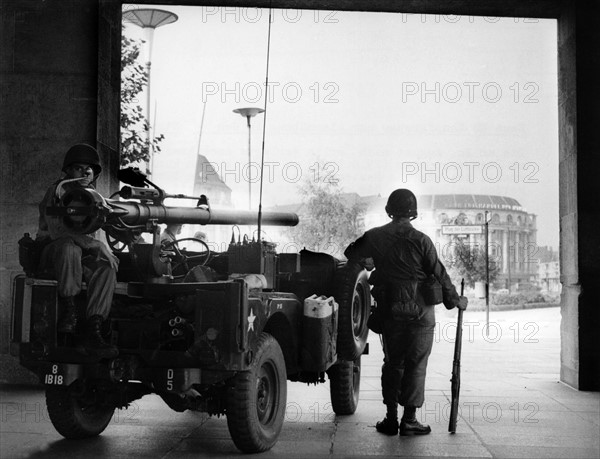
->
[[448, 278, 465, 433]]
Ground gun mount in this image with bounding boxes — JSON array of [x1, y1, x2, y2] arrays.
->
[[13, 167, 371, 453]]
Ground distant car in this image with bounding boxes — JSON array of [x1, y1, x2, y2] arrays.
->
[[495, 288, 509, 295]]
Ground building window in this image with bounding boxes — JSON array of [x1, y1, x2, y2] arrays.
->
[[456, 213, 468, 225]]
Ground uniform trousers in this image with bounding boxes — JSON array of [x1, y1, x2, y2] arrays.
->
[[381, 304, 435, 408], [40, 237, 116, 319]]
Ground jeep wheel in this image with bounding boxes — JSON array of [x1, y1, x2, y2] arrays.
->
[[334, 263, 370, 361], [329, 356, 361, 415], [46, 384, 115, 438], [226, 333, 287, 453]]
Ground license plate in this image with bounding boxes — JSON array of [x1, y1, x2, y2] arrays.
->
[[44, 364, 66, 385]]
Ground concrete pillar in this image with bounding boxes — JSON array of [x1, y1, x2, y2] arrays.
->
[[519, 231, 524, 264], [513, 231, 523, 279], [0, 0, 121, 383], [521, 231, 527, 274], [558, 0, 600, 391], [502, 229, 509, 274]]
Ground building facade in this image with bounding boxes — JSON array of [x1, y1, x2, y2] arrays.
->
[[361, 194, 539, 290]]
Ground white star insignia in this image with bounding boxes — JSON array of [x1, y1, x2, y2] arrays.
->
[[248, 308, 256, 332]]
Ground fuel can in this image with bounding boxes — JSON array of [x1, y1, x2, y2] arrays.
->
[[300, 294, 338, 372]]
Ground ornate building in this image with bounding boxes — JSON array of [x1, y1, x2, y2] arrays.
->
[[362, 194, 538, 289], [268, 192, 543, 290]]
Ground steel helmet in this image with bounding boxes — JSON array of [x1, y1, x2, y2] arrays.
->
[[385, 189, 418, 219], [62, 143, 102, 176]]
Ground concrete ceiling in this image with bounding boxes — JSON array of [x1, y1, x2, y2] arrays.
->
[[125, 0, 562, 19]]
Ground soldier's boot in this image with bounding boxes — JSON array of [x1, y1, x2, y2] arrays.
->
[[376, 417, 399, 435], [376, 403, 399, 435], [400, 406, 431, 436], [57, 297, 78, 333], [399, 418, 431, 436], [84, 315, 118, 358]]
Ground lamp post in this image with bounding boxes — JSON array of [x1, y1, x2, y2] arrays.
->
[[233, 107, 265, 210], [122, 8, 178, 177], [484, 210, 491, 336]]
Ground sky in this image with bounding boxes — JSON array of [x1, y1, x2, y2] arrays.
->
[[123, 5, 559, 248]]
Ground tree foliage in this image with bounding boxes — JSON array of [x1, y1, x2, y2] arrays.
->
[[448, 240, 499, 288], [287, 171, 366, 258], [120, 36, 165, 166]]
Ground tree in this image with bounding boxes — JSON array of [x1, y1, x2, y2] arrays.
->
[[120, 36, 165, 167], [287, 171, 366, 258], [447, 240, 499, 288]]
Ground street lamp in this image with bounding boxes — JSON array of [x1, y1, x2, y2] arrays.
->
[[122, 8, 178, 177], [233, 107, 265, 210], [484, 210, 491, 336]]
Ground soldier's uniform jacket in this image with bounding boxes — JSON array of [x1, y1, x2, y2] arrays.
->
[[344, 220, 460, 310]]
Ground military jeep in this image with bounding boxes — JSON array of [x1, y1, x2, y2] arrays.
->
[[12, 169, 370, 453]]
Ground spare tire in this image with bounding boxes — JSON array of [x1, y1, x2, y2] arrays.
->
[[334, 262, 370, 361]]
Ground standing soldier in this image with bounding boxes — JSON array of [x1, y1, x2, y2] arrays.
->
[[37, 143, 119, 358], [344, 189, 468, 436]]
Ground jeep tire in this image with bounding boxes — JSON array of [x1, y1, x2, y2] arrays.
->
[[334, 263, 370, 361], [226, 333, 287, 453], [46, 384, 115, 439], [329, 356, 361, 415]]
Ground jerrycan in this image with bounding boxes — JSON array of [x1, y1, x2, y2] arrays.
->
[[300, 294, 339, 372]]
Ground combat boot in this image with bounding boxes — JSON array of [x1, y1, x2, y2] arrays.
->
[[84, 315, 118, 358], [399, 418, 432, 436], [375, 417, 399, 435], [57, 297, 78, 333]]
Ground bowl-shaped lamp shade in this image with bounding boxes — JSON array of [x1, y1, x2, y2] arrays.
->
[[122, 8, 178, 28], [233, 108, 265, 118]]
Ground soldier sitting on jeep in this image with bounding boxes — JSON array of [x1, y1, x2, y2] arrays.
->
[[36, 143, 119, 358]]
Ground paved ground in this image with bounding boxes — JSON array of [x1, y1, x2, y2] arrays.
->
[[1, 306, 598, 458]]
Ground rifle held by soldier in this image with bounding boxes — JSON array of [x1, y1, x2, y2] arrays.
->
[[449, 278, 465, 433]]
